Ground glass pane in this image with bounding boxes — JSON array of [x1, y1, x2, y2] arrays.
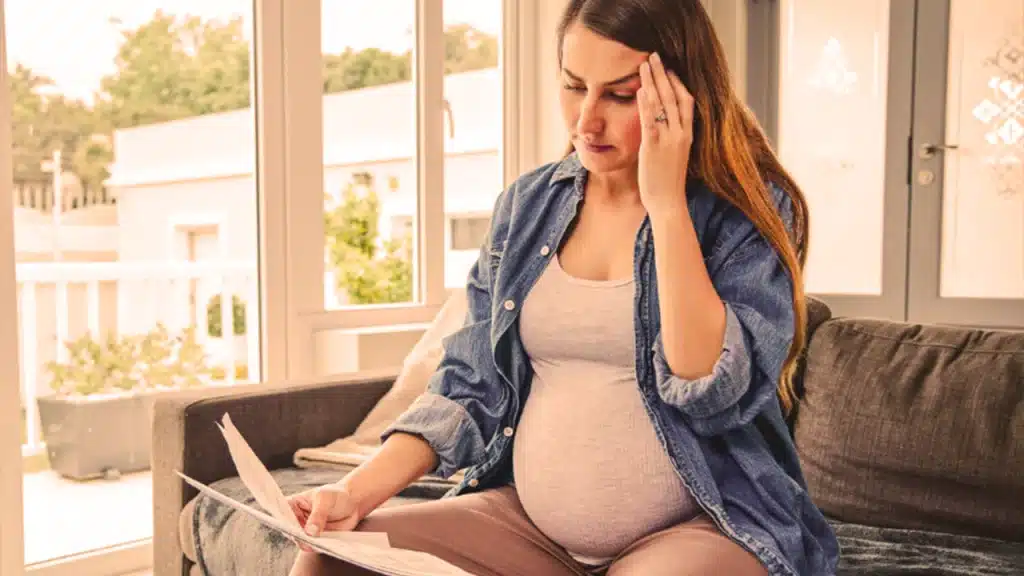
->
[[939, 0, 1024, 299], [777, 0, 891, 295], [322, 0, 417, 308], [9, 1, 260, 565], [442, 0, 502, 291]]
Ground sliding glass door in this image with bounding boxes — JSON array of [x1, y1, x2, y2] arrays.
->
[[754, 0, 1024, 329], [907, 0, 1024, 327]]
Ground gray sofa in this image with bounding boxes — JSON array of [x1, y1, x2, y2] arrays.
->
[[152, 299, 1024, 575]]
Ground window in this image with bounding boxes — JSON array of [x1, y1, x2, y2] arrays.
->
[[0, 1, 533, 571], [3, 0, 262, 571], [293, 0, 512, 336], [449, 215, 491, 251]]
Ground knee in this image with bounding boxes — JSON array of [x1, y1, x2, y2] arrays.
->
[[288, 550, 327, 576]]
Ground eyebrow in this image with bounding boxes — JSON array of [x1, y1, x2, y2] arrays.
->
[[562, 68, 640, 86]]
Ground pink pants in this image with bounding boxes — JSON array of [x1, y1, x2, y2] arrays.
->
[[289, 486, 768, 576]]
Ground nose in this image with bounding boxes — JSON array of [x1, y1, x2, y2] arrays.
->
[[576, 94, 603, 137]]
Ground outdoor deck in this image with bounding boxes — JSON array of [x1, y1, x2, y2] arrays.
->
[[23, 469, 152, 567]]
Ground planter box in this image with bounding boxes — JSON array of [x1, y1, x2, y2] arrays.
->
[[37, 391, 158, 480]]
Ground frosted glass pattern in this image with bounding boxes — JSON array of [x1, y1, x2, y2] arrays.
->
[[778, 0, 891, 295], [940, 0, 1024, 298]]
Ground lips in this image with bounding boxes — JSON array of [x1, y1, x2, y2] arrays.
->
[[580, 140, 614, 152]]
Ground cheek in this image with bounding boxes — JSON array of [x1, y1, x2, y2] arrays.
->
[[616, 108, 643, 150]]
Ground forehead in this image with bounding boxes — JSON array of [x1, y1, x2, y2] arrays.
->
[[561, 23, 647, 82]]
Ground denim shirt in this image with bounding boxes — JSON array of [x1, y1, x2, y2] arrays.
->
[[383, 153, 840, 576]]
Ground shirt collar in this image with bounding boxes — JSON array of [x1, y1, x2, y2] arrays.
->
[[551, 151, 584, 183]]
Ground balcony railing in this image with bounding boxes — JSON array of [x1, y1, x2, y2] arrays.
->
[[16, 260, 259, 456]]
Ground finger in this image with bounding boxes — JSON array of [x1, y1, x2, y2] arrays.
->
[[289, 499, 304, 522], [305, 488, 338, 537], [667, 70, 695, 137], [637, 63, 660, 141], [649, 53, 680, 130], [292, 493, 312, 511]]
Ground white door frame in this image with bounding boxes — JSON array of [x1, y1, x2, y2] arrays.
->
[[0, 1, 27, 573]]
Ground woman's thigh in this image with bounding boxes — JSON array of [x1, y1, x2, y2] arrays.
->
[[289, 486, 586, 576], [605, 515, 767, 576]]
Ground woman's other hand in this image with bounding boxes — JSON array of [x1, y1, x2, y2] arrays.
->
[[288, 483, 362, 551]]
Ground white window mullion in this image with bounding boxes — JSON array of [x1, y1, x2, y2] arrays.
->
[[503, 0, 538, 183], [416, 0, 446, 308], [280, 0, 327, 379], [0, 3, 26, 574], [254, 0, 290, 382]]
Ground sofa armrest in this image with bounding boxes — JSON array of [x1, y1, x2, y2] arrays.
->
[[151, 367, 398, 576]]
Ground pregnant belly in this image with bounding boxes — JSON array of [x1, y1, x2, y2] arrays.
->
[[511, 369, 699, 559]]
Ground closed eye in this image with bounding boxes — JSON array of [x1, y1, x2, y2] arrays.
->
[[562, 83, 636, 103]]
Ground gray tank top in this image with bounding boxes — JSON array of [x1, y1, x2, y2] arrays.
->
[[513, 254, 700, 565]]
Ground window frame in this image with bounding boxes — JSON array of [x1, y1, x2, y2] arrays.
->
[[283, 0, 536, 378], [0, 4, 26, 574]]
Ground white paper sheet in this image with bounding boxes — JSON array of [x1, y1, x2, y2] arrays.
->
[[175, 412, 474, 576]]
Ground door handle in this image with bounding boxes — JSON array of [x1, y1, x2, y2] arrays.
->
[[920, 143, 960, 158]]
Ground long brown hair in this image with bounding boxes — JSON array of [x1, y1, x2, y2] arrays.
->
[[557, 0, 810, 414]]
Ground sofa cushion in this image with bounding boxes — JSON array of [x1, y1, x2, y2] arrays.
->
[[180, 467, 441, 575], [794, 318, 1024, 542], [788, 296, 833, 431], [831, 519, 1024, 575]]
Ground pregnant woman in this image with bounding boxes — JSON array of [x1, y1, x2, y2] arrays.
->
[[287, 0, 840, 574]]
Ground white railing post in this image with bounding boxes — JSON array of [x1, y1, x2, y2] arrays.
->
[[220, 280, 236, 386], [54, 282, 68, 365], [246, 273, 259, 383], [19, 282, 41, 455]]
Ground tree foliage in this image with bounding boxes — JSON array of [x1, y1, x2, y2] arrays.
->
[[324, 175, 413, 305], [10, 10, 497, 200]]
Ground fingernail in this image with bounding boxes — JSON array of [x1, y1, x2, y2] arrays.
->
[[306, 524, 320, 537], [652, 52, 661, 63]]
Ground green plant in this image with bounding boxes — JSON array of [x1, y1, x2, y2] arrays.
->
[[45, 324, 214, 397], [324, 175, 413, 304], [207, 294, 246, 337]]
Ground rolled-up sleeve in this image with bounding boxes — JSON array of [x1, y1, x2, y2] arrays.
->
[[652, 188, 796, 436], [381, 390, 488, 480], [380, 189, 512, 479]]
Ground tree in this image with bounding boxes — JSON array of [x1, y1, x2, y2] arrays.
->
[[322, 47, 411, 94], [9, 64, 109, 194], [443, 23, 499, 74], [8, 11, 499, 206], [97, 11, 251, 130], [324, 175, 413, 305], [319, 25, 498, 94]]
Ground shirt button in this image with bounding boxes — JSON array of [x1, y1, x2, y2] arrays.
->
[[503, 299, 515, 311], [540, 245, 551, 256], [503, 427, 514, 437], [468, 478, 479, 487]]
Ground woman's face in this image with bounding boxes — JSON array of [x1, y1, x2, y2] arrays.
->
[[559, 23, 649, 175]]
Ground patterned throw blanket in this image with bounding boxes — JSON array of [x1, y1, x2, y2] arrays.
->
[[832, 522, 1024, 575], [187, 468, 1024, 576]]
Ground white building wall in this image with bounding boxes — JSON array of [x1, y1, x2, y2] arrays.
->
[[108, 68, 504, 315]]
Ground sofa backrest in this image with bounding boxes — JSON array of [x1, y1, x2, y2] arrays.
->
[[793, 312, 1024, 543]]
